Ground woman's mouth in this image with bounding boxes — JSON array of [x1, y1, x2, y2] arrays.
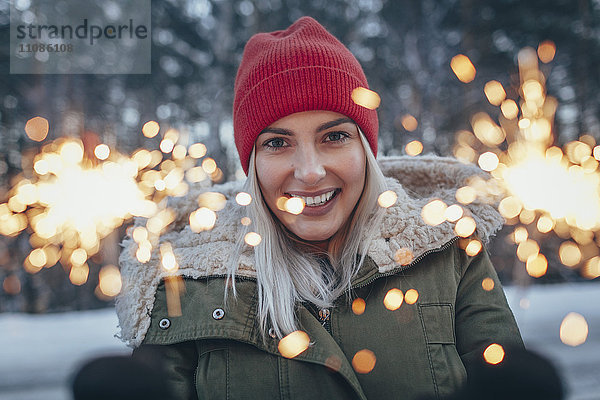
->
[[286, 189, 340, 207]]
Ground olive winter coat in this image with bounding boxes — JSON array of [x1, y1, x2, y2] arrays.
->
[[117, 156, 524, 400]]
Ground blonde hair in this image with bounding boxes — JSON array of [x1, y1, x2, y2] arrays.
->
[[226, 129, 387, 340]]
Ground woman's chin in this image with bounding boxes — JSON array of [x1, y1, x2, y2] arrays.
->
[[292, 230, 333, 243], [287, 228, 334, 248]]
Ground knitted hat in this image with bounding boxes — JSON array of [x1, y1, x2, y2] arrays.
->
[[233, 16, 379, 175]]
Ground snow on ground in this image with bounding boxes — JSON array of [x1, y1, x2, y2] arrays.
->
[[0, 309, 129, 400], [504, 283, 600, 400], [0, 282, 599, 400]]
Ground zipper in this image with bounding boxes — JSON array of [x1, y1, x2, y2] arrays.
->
[[323, 313, 332, 334], [196, 273, 257, 282], [348, 236, 460, 291], [320, 307, 332, 334], [304, 302, 333, 334]]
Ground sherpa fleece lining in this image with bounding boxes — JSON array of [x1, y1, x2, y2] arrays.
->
[[116, 155, 504, 347]]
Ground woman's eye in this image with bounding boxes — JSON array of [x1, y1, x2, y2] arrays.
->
[[325, 131, 349, 142], [264, 138, 286, 148]]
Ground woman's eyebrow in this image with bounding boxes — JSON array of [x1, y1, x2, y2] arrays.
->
[[259, 117, 354, 136], [316, 117, 354, 132]]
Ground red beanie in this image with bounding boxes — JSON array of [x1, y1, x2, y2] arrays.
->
[[233, 16, 379, 175]]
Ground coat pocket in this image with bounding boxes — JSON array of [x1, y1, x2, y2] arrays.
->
[[196, 340, 228, 399], [418, 303, 466, 398]]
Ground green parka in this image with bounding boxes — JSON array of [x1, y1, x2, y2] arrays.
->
[[117, 156, 524, 400]]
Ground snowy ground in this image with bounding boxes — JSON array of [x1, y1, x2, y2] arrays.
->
[[0, 282, 599, 400]]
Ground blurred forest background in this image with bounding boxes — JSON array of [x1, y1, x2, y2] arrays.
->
[[0, 0, 599, 313]]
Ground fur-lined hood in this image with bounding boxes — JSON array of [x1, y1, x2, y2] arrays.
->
[[116, 155, 504, 347]]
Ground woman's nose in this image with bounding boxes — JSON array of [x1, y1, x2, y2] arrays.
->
[[293, 147, 326, 185]]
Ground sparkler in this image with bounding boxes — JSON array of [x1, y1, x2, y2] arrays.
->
[[448, 44, 600, 284], [0, 120, 224, 300], [448, 43, 597, 347]]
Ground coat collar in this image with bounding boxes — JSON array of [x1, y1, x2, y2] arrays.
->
[[116, 155, 504, 347]]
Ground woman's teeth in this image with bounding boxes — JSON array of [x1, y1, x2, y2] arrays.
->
[[291, 190, 336, 206]]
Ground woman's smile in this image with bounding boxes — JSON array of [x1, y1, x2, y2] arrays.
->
[[255, 110, 366, 246], [285, 188, 341, 216]]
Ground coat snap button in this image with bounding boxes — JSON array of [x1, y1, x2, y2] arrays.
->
[[318, 308, 330, 321], [158, 318, 171, 330], [212, 308, 225, 320], [268, 328, 277, 339]]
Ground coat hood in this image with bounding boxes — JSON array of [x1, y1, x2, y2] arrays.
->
[[116, 155, 504, 347]]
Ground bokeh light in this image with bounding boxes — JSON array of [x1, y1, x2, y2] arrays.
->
[[400, 114, 418, 131], [94, 144, 110, 160], [537, 40, 556, 63], [25, 116, 49, 142], [278, 330, 310, 358], [284, 197, 305, 215], [142, 121, 160, 138], [190, 207, 217, 232], [560, 312, 588, 346], [236, 192, 252, 206], [404, 289, 419, 304], [189, 143, 207, 158], [244, 232, 262, 246], [484, 81, 506, 106], [405, 140, 423, 156], [351, 87, 381, 110], [483, 343, 505, 365], [451, 54, 476, 83], [455, 217, 476, 237], [383, 288, 403, 310], [98, 265, 122, 297], [352, 298, 366, 315], [377, 190, 398, 208], [526, 253, 548, 278], [481, 277, 495, 291], [352, 349, 376, 374], [465, 239, 482, 256], [421, 199, 447, 226]]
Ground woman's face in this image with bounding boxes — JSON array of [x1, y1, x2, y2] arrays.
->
[[255, 110, 366, 248]]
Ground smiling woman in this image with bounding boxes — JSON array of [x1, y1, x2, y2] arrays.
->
[[118, 16, 524, 400], [255, 111, 367, 245]]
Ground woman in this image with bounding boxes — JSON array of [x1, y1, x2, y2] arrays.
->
[[117, 16, 523, 400]]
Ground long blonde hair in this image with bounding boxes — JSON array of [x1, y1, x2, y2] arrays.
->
[[226, 129, 387, 340]]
